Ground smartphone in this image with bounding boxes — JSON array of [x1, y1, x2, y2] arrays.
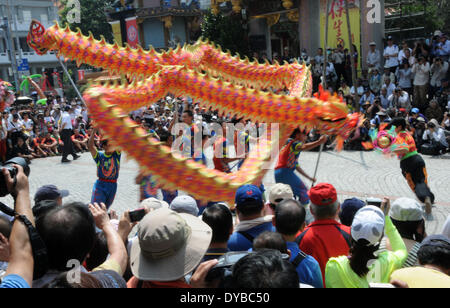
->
[[366, 197, 382, 208], [129, 208, 147, 222]]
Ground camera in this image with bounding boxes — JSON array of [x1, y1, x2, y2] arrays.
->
[[0, 157, 30, 197], [128, 208, 147, 222], [366, 197, 382, 208]]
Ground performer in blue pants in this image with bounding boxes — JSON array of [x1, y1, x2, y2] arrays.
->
[[89, 128, 121, 209]]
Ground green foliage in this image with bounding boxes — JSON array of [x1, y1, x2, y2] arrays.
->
[[59, 0, 114, 43], [201, 10, 250, 58], [385, 0, 450, 37]]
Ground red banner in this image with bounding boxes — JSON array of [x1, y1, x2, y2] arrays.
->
[[125, 17, 139, 48], [78, 70, 85, 81]]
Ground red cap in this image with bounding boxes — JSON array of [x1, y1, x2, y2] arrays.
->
[[399, 108, 406, 113], [308, 183, 337, 206]]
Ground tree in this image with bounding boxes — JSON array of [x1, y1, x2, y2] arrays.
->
[[59, 0, 114, 42], [201, 10, 250, 58]]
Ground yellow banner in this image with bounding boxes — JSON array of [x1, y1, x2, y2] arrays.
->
[[320, 1, 361, 68], [109, 21, 123, 47]]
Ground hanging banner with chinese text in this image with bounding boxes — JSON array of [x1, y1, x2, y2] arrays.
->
[[320, 0, 361, 68]]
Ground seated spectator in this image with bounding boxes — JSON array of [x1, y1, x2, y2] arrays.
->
[[33, 202, 127, 288], [350, 78, 364, 97], [273, 199, 323, 288], [425, 99, 443, 123], [169, 195, 199, 217], [359, 87, 375, 111], [31, 133, 47, 158], [371, 110, 392, 128], [338, 198, 365, 227], [295, 183, 351, 286], [227, 185, 275, 251], [379, 87, 390, 110], [384, 198, 426, 264], [71, 128, 88, 153], [412, 117, 427, 152], [382, 77, 396, 98], [422, 119, 449, 154], [409, 108, 428, 126], [325, 200, 407, 288], [228, 249, 299, 288], [127, 208, 212, 288], [41, 132, 59, 156], [201, 203, 233, 261], [345, 119, 371, 151], [11, 136, 36, 163], [382, 67, 396, 85], [369, 68, 382, 95], [390, 235, 450, 288]]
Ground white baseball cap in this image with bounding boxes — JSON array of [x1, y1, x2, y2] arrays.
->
[[269, 183, 294, 205], [351, 206, 385, 246], [389, 198, 424, 222]]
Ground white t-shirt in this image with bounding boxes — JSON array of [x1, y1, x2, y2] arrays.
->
[[384, 45, 400, 68], [60, 112, 73, 130], [7, 119, 23, 132], [23, 118, 34, 131]]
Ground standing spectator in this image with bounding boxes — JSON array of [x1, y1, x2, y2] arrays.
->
[[201, 203, 233, 261], [7, 114, 23, 146], [273, 199, 323, 288], [412, 56, 431, 112], [384, 36, 400, 73], [227, 185, 275, 251], [436, 34, 450, 61], [412, 39, 430, 60], [58, 106, 79, 163], [386, 198, 426, 268], [367, 42, 381, 72], [315, 48, 324, 65], [127, 208, 212, 288], [430, 57, 449, 98], [398, 41, 412, 64], [325, 201, 407, 288], [331, 45, 346, 87], [390, 235, 450, 288], [0, 165, 34, 288], [338, 198, 365, 227], [295, 183, 352, 286], [396, 60, 413, 96]]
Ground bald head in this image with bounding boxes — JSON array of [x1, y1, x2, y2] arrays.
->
[[274, 199, 306, 236]]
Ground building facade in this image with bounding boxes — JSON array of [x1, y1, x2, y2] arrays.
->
[[0, 0, 61, 84]]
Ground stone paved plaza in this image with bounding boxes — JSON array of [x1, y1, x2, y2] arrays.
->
[[0, 149, 448, 235]]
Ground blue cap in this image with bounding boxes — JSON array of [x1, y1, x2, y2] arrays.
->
[[411, 108, 420, 114], [235, 185, 263, 206], [339, 198, 365, 227], [34, 185, 69, 203]]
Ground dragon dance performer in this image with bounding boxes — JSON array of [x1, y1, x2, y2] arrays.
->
[[388, 118, 434, 215], [274, 128, 327, 206], [88, 127, 122, 209]]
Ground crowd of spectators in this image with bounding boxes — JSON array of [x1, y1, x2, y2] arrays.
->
[[0, 168, 449, 288]]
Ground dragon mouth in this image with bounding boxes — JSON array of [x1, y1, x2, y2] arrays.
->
[[27, 20, 360, 205]]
